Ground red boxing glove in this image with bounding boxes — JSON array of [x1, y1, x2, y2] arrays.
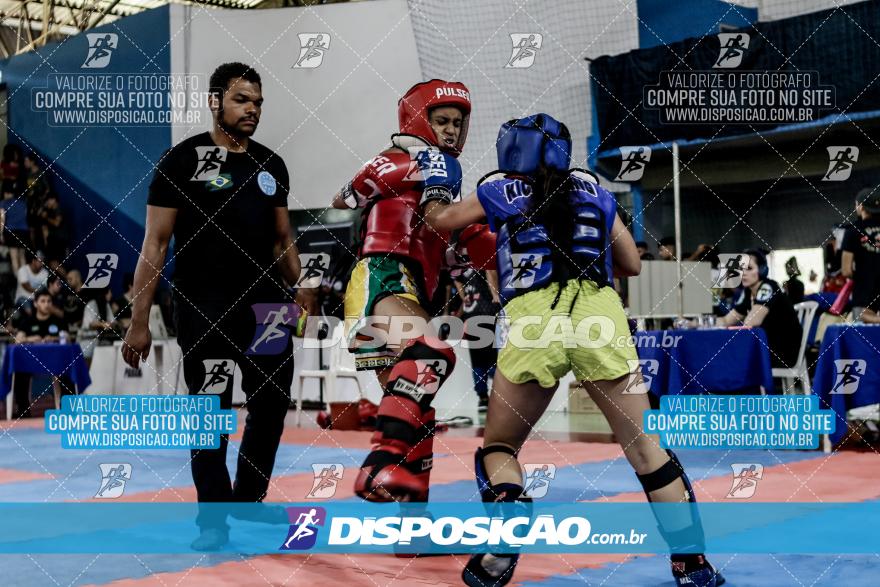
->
[[459, 223, 497, 271], [341, 150, 414, 209]]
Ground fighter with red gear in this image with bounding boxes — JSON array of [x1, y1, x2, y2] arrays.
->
[[331, 79, 471, 502]]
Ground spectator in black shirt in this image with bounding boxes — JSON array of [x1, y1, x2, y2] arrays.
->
[[717, 250, 802, 368], [841, 188, 880, 320], [122, 62, 311, 551], [62, 269, 85, 331], [783, 256, 805, 305], [11, 289, 69, 418], [15, 289, 67, 342]]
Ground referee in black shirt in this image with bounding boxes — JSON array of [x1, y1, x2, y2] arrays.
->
[[123, 63, 310, 550]]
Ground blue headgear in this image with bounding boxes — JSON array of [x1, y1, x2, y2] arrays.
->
[[496, 113, 571, 176], [743, 249, 769, 280]]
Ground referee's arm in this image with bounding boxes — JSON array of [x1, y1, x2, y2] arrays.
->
[[122, 205, 176, 368]]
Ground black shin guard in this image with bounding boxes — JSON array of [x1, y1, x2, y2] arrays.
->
[[636, 449, 706, 555], [463, 446, 533, 587]]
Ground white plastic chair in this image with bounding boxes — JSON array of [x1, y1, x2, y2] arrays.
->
[[295, 324, 362, 427], [772, 301, 819, 395]]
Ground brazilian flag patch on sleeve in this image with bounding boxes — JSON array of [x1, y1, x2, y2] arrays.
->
[[206, 173, 234, 191]]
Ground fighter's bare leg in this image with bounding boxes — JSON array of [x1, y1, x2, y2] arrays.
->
[[584, 374, 721, 584], [583, 374, 687, 502], [481, 371, 556, 488]]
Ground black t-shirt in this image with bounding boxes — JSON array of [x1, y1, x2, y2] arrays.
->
[[19, 314, 67, 338], [733, 279, 802, 368], [841, 217, 880, 309], [148, 132, 290, 302]]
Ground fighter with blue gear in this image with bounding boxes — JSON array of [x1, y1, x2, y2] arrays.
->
[[425, 114, 725, 587]]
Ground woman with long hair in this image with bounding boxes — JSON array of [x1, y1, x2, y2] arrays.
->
[[426, 114, 724, 587]]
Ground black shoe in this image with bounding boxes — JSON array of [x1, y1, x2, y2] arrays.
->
[[672, 556, 725, 587], [191, 528, 229, 551], [463, 552, 519, 587], [230, 504, 288, 524], [478, 397, 489, 413]]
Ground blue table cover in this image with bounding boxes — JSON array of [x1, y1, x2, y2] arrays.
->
[[0, 343, 91, 399], [636, 328, 774, 395], [813, 324, 880, 445]]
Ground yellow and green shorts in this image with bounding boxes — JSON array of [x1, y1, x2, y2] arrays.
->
[[344, 255, 425, 370], [497, 279, 638, 388]]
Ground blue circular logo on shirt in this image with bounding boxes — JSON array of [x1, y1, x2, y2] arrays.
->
[[49, 324, 59, 335], [257, 171, 277, 196]]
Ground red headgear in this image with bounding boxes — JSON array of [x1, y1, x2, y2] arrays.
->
[[398, 79, 471, 157]]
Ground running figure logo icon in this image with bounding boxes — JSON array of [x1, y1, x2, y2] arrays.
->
[[82, 253, 119, 289], [392, 358, 449, 400], [823, 146, 859, 181], [82, 33, 118, 69], [198, 359, 235, 394], [307, 464, 344, 499], [523, 463, 556, 498], [506, 33, 543, 68], [830, 359, 866, 395], [615, 147, 652, 182], [248, 304, 299, 355], [293, 33, 331, 69], [191, 146, 228, 181], [95, 463, 132, 498], [714, 254, 747, 288], [726, 463, 763, 499], [508, 254, 543, 289], [296, 253, 330, 288], [280, 507, 326, 550], [623, 359, 658, 394], [713, 33, 750, 68]]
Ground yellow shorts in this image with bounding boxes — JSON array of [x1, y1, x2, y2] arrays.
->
[[343, 256, 423, 369], [497, 279, 638, 388]]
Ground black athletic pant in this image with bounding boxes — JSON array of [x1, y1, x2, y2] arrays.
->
[[174, 295, 294, 531]]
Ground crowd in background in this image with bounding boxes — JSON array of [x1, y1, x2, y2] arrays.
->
[[0, 144, 141, 366]]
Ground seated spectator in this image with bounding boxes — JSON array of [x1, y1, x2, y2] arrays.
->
[[0, 191, 29, 275], [79, 287, 119, 363], [658, 236, 677, 260], [14, 251, 49, 312], [12, 289, 69, 418], [716, 250, 802, 368], [635, 240, 655, 260], [841, 188, 880, 321], [38, 194, 68, 262], [62, 269, 85, 331], [15, 288, 67, 343]]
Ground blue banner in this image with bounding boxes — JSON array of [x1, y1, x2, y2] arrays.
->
[[644, 395, 835, 449], [44, 395, 237, 449], [0, 502, 877, 554]]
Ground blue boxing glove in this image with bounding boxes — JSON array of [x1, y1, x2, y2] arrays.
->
[[416, 148, 463, 206]]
